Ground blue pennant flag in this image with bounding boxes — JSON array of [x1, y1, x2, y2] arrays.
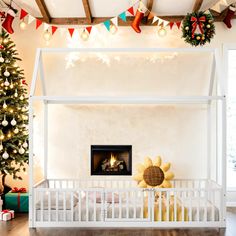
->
[[103, 20, 111, 31], [119, 12, 126, 22]]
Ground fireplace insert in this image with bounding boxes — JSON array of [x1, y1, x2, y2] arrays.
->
[[91, 145, 132, 175]]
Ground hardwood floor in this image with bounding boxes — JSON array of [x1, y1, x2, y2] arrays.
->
[[1, 208, 236, 236]]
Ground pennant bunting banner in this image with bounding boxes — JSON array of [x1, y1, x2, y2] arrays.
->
[[36, 19, 43, 29], [68, 28, 75, 37], [51, 26, 58, 35], [148, 12, 155, 20], [127, 6, 134, 15], [16, 0, 187, 41], [176, 21, 181, 29], [169, 22, 174, 29], [28, 15, 35, 25], [86, 26, 92, 34], [20, 9, 28, 20], [44, 23, 50, 31], [103, 20, 111, 31], [118, 12, 127, 22], [152, 16, 159, 24], [111, 17, 118, 26]]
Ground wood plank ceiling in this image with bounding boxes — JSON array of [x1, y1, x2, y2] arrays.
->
[[34, 0, 234, 25]]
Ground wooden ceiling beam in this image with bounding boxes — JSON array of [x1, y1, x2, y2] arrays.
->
[[46, 15, 232, 25], [192, 0, 204, 12], [82, 0, 92, 24], [35, 0, 51, 23]]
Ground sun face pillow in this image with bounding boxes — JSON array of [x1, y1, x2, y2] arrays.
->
[[133, 156, 174, 188]]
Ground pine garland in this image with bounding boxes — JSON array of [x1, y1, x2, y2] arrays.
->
[[182, 11, 215, 46]]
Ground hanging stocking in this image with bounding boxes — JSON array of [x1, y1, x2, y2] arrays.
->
[[2, 8, 17, 34], [223, 4, 236, 28], [131, 8, 145, 33]]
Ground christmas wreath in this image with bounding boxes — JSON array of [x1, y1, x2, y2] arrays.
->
[[182, 11, 215, 46]]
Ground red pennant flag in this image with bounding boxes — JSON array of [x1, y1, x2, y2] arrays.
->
[[127, 6, 134, 16], [36, 19, 42, 29], [51, 26, 58, 35], [169, 22, 174, 30], [68, 28, 74, 37], [20, 9, 28, 20], [176, 21, 181, 29], [86, 26, 92, 34]]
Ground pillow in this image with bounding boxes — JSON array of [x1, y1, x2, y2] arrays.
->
[[82, 191, 119, 204]]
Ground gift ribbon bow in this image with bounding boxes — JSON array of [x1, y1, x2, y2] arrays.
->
[[1, 210, 14, 218], [190, 15, 206, 38], [11, 187, 27, 193]]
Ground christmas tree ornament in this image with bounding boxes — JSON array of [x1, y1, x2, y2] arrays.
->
[[14, 89, 18, 97], [7, 132, 11, 138], [2, 6, 18, 34], [2, 115, 8, 126], [3, 101, 7, 109], [2, 150, 9, 159], [13, 149, 17, 153], [0, 54, 4, 63], [4, 70, 10, 77], [20, 95, 24, 100], [10, 118, 16, 126], [80, 29, 89, 41], [10, 82, 14, 88], [22, 141, 28, 148], [18, 147, 25, 154], [223, 4, 236, 28], [13, 128, 19, 134], [158, 26, 167, 37], [131, 6, 145, 33], [4, 79, 10, 86], [182, 11, 215, 46]]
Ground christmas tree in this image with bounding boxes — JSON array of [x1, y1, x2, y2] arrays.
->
[[0, 29, 28, 193]]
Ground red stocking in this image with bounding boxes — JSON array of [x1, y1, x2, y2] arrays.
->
[[223, 5, 236, 28], [2, 9, 16, 34], [131, 8, 144, 33]]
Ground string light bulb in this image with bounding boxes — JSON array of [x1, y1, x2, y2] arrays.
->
[[43, 30, 52, 41], [80, 29, 89, 41], [3, 101, 7, 109], [158, 26, 167, 37], [110, 24, 118, 35], [19, 21, 27, 30]]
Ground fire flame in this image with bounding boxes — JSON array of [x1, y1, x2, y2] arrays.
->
[[110, 153, 117, 167]]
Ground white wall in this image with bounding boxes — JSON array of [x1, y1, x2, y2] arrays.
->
[[6, 18, 236, 188]]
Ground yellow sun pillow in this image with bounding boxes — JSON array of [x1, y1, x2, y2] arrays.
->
[[133, 156, 174, 188]]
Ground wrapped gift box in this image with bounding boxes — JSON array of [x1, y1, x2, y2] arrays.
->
[[5, 192, 28, 213], [0, 210, 14, 221]]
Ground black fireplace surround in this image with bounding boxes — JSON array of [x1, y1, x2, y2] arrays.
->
[[91, 145, 132, 175]]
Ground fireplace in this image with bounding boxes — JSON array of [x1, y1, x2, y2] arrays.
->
[[91, 145, 132, 175]]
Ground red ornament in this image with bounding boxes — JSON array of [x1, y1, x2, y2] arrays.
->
[[0, 45, 4, 50], [22, 79, 28, 86]]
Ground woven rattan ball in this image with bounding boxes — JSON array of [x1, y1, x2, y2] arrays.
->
[[143, 166, 164, 187]]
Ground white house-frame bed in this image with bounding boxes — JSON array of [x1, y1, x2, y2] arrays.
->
[[29, 48, 226, 228]]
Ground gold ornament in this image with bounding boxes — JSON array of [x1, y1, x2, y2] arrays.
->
[[196, 36, 201, 40], [185, 26, 189, 31]]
